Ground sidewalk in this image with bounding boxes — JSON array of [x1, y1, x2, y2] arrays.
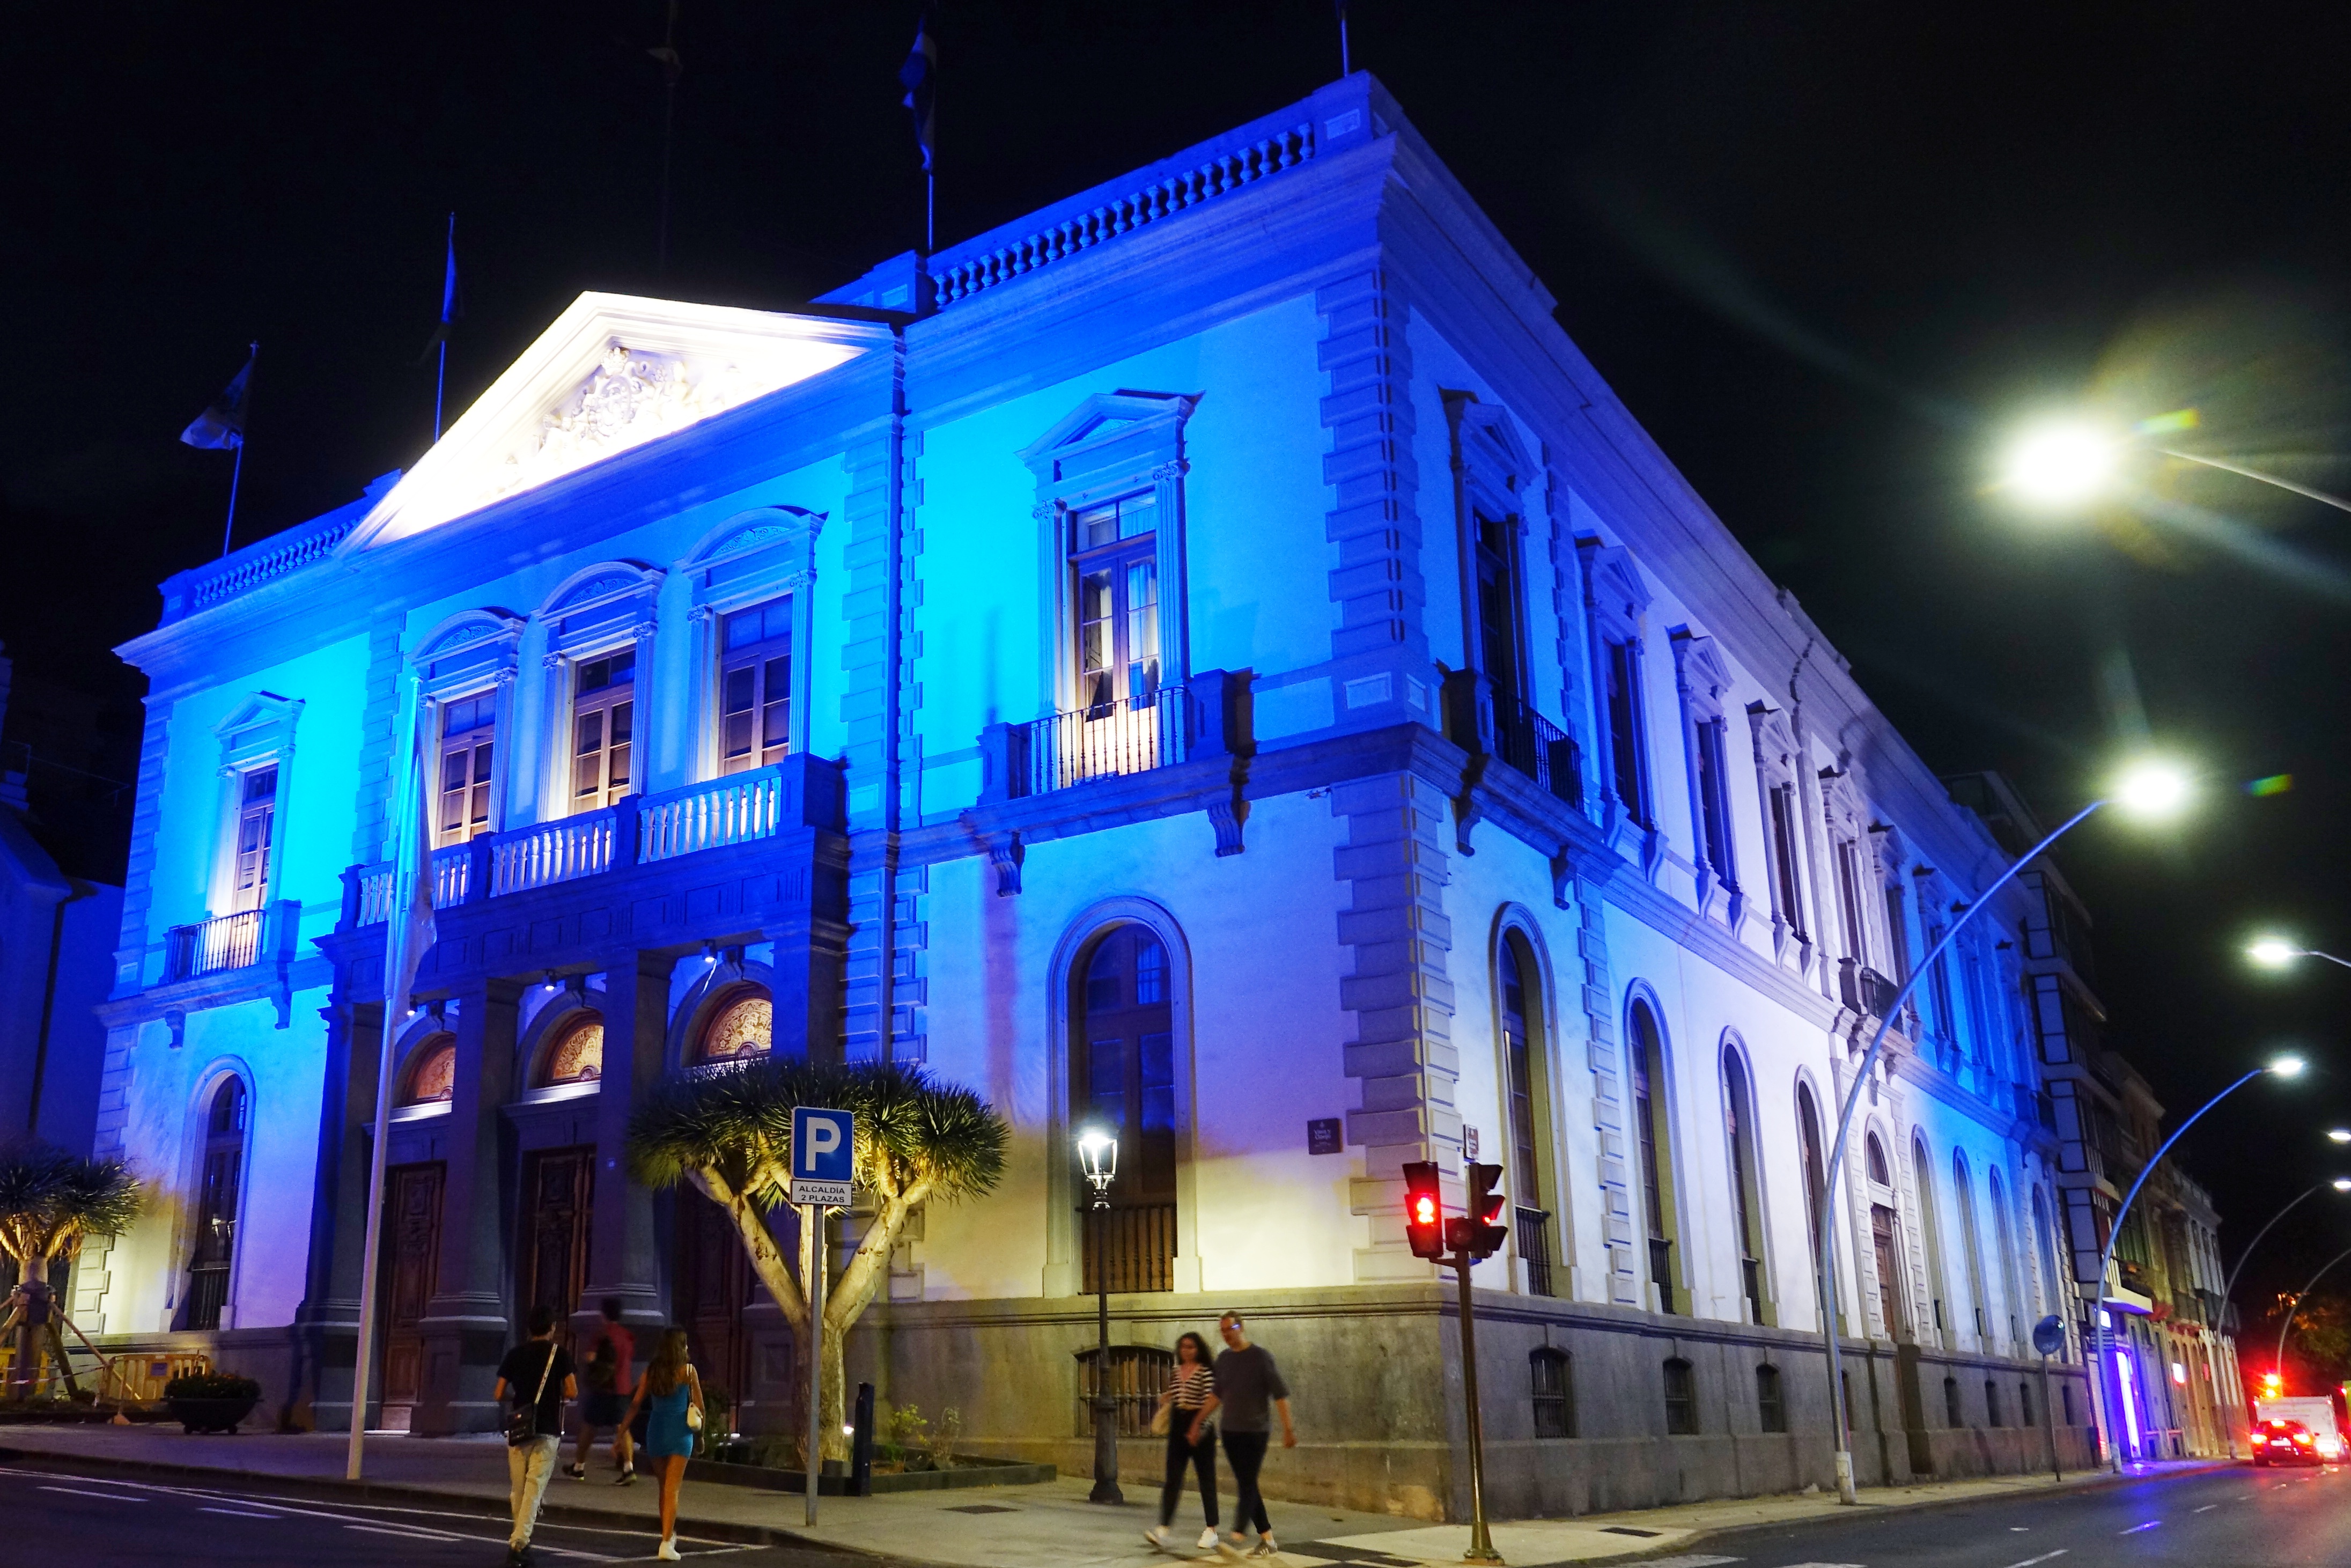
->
[[0, 1424, 2236, 1566]]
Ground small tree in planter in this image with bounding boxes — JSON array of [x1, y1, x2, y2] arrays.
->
[[627, 1059, 1007, 1462], [163, 1372, 262, 1433], [0, 1142, 142, 1401]]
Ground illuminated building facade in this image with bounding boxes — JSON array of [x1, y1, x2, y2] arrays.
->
[[82, 75, 2139, 1514]]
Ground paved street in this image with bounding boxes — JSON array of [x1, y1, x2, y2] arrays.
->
[[0, 1458, 890, 1567], [1657, 1461, 2349, 1568]]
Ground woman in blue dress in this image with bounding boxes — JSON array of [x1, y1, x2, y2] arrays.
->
[[622, 1327, 704, 1560]]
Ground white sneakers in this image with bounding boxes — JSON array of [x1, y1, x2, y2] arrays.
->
[[1146, 1525, 1229, 1555], [1145, 1527, 1172, 1550], [1249, 1536, 1280, 1558], [656, 1536, 682, 1561], [1197, 1527, 1222, 1550]]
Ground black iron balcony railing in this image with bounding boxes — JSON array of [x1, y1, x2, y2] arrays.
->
[[1078, 1201, 1176, 1294], [1442, 671, 1583, 809], [979, 671, 1247, 803], [1838, 958, 1900, 1019], [1741, 1256, 1766, 1324], [1648, 1236, 1677, 1315], [1515, 1206, 1555, 1297], [164, 909, 266, 982]]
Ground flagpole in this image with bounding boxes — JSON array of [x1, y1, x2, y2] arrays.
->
[[1338, 1, 1351, 75], [434, 212, 455, 440], [347, 682, 429, 1479], [220, 441, 245, 558]]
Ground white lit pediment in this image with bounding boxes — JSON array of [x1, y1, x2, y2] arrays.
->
[[345, 294, 890, 551]]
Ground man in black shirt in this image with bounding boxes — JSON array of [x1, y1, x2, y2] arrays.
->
[[1189, 1311, 1295, 1559], [493, 1305, 578, 1567]]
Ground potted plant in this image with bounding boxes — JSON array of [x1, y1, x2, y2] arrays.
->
[[164, 1372, 261, 1433]]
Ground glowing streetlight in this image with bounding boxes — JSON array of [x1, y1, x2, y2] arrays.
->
[[2331, 1131, 2351, 1145], [2250, 939, 2351, 974], [1815, 751, 2198, 1501], [1074, 1124, 1121, 1505], [2272, 1055, 2307, 1079], [2001, 418, 2121, 510]]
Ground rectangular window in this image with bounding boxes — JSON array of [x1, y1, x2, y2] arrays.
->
[[1836, 840, 1868, 962], [1883, 886, 1911, 985], [436, 691, 496, 846], [720, 595, 793, 773], [1768, 785, 1806, 936], [1072, 494, 1160, 715], [232, 765, 278, 911], [1693, 717, 1732, 881], [1756, 1364, 1787, 1433], [1473, 514, 1523, 700], [571, 647, 636, 809], [1662, 1359, 1698, 1436], [1605, 640, 1648, 825], [1530, 1351, 1574, 1439]]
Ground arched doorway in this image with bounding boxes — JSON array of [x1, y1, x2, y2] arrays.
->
[[1497, 932, 1559, 1297], [1626, 997, 1682, 1314], [1073, 924, 1176, 1292], [1866, 1132, 1908, 1341], [517, 1012, 600, 1350]]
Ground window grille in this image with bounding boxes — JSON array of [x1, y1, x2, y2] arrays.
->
[[1074, 1345, 1172, 1437], [1662, 1358, 1698, 1435], [1530, 1350, 1573, 1439], [1756, 1364, 1786, 1433]]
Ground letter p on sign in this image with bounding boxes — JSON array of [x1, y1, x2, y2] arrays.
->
[[790, 1106, 855, 1208]]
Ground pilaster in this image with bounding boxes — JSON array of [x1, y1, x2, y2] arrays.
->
[[1571, 874, 1640, 1305], [414, 977, 522, 1435], [1336, 771, 1457, 1282], [580, 952, 669, 1339], [350, 620, 405, 868], [297, 998, 382, 1432], [109, 697, 174, 997]]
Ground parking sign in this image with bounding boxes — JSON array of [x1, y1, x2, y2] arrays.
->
[[790, 1106, 855, 1208]]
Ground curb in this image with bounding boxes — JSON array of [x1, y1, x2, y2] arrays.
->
[[1634, 1458, 2243, 1560], [0, 1443, 890, 1554]]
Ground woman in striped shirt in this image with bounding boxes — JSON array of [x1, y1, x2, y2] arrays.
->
[[1145, 1332, 1220, 1551]]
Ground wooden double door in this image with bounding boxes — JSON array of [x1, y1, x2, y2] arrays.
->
[[519, 1147, 596, 1359], [378, 1163, 445, 1432], [674, 1189, 759, 1403]]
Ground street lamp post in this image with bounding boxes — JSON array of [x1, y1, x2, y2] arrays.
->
[[1814, 761, 2188, 1504], [1077, 1127, 1123, 1505], [2001, 419, 2351, 517], [2080, 1056, 2302, 1474], [2220, 1178, 2351, 1308], [2248, 941, 2351, 974], [2274, 1242, 2351, 1392]]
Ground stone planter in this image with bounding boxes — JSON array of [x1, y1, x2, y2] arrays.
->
[[168, 1394, 258, 1434]]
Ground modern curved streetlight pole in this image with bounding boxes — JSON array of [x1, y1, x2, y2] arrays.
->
[[1814, 760, 2188, 1504], [2248, 941, 2351, 973], [2082, 1057, 2302, 1474], [2275, 1241, 2351, 1392], [2221, 1178, 2351, 1309]]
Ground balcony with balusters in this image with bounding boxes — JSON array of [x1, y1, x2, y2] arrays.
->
[[330, 753, 849, 1006]]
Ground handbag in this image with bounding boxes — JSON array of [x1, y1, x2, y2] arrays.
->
[[506, 1342, 558, 1447], [687, 1401, 705, 1433], [1149, 1401, 1171, 1437]]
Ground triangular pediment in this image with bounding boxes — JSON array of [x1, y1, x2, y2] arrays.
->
[[344, 293, 890, 552]]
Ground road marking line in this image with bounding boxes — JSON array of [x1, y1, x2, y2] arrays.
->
[[2194, 1504, 2218, 1513], [2120, 1521, 2161, 1534], [200, 1506, 285, 1518], [38, 1485, 150, 1503], [1998, 1552, 2067, 1567], [347, 1523, 467, 1542]]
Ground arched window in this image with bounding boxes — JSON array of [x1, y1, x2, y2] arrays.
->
[[1864, 1132, 1907, 1339], [1627, 999, 1680, 1314], [399, 1036, 456, 1107], [1952, 1152, 1991, 1347], [699, 988, 773, 1064], [187, 1078, 247, 1331], [1756, 1364, 1787, 1433], [1943, 1374, 1963, 1427], [1988, 1168, 2024, 1350], [1530, 1349, 1573, 1439], [1722, 1046, 1767, 1323], [1499, 936, 1558, 1297], [1797, 1084, 1827, 1274], [1986, 1379, 2004, 1427], [542, 1014, 604, 1087], [1074, 924, 1176, 1292], [2032, 1186, 2066, 1328], [1914, 1135, 1951, 1343], [1662, 1357, 1698, 1434]]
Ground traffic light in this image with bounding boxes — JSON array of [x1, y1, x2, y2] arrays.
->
[[1462, 1162, 1509, 1259], [2263, 1370, 2284, 1399], [1403, 1161, 1446, 1260]]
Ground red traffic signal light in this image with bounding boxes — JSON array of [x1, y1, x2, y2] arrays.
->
[[1462, 1162, 1509, 1260], [1403, 1161, 1446, 1260]]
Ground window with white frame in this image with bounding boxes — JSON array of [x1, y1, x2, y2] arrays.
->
[[1580, 542, 1653, 834], [570, 647, 637, 809], [1747, 704, 1811, 956], [231, 765, 278, 912], [1672, 634, 1737, 903], [1071, 492, 1161, 716], [719, 595, 794, 772], [436, 691, 497, 846], [1604, 641, 1650, 827]]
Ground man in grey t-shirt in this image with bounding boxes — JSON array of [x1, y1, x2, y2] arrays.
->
[[1188, 1312, 1295, 1558]]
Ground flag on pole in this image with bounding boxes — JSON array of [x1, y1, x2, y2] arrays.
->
[[898, 10, 937, 172], [180, 348, 256, 450], [347, 686, 438, 1479], [417, 215, 463, 363]]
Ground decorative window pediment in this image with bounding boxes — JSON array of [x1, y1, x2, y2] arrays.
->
[[215, 692, 303, 775], [538, 560, 664, 660], [682, 506, 824, 612], [1446, 394, 1537, 523], [1579, 541, 1650, 644], [1747, 703, 1799, 785], [410, 608, 525, 697], [1019, 391, 1198, 505], [1671, 633, 1735, 723]]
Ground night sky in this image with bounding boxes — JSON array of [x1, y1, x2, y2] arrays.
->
[[11, 3, 2351, 1356]]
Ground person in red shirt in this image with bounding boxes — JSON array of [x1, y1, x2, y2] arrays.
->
[[568, 1297, 638, 1483]]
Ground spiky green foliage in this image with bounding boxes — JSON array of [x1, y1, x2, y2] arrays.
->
[[624, 1058, 1008, 1458], [0, 1142, 143, 1280]]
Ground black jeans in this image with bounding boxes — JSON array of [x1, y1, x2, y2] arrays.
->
[[1221, 1430, 1270, 1535], [1160, 1419, 1217, 1528]]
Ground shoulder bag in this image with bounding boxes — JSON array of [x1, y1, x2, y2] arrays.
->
[[506, 1342, 558, 1447]]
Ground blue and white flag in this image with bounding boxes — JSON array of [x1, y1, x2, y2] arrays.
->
[[179, 347, 255, 450], [898, 10, 937, 172], [418, 214, 463, 361]]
